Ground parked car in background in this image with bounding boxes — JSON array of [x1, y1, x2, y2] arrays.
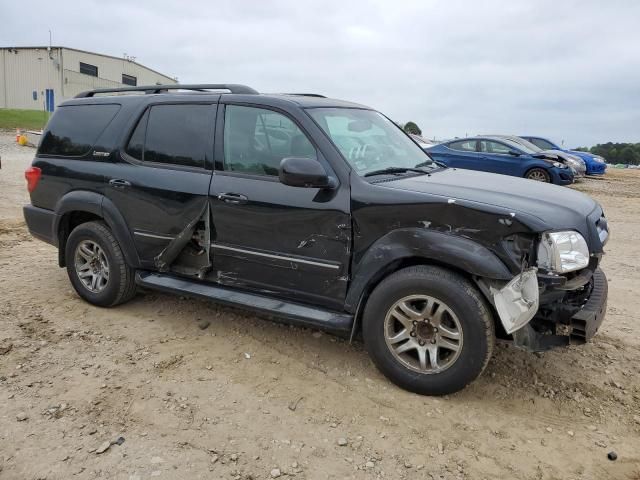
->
[[426, 136, 574, 185], [489, 135, 586, 178], [521, 136, 607, 175]]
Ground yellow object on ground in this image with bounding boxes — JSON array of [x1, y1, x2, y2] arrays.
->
[[18, 135, 28, 146]]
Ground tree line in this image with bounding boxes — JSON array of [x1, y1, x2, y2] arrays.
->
[[575, 142, 640, 165]]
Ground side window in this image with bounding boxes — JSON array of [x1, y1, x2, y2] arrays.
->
[[480, 141, 512, 154], [126, 104, 212, 168], [39, 104, 120, 157], [448, 140, 477, 152], [223, 105, 316, 176]]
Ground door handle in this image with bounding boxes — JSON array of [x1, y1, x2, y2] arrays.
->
[[109, 179, 131, 189], [217, 192, 248, 204]]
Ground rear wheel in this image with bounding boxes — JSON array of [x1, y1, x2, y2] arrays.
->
[[362, 266, 495, 395], [525, 168, 551, 182], [65, 221, 136, 307]]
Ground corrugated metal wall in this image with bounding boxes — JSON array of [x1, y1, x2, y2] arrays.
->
[[0, 47, 63, 110], [1, 47, 176, 110]]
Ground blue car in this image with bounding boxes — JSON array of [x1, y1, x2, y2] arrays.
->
[[427, 136, 574, 185], [520, 136, 607, 175]]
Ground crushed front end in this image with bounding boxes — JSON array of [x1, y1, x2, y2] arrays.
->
[[485, 208, 610, 352]]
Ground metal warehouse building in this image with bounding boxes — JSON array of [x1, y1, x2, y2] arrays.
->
[[0, 46, 177, 111]]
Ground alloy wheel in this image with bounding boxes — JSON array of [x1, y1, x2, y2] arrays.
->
[[384, 295, 463, 374], [74, 240, 110, 293]]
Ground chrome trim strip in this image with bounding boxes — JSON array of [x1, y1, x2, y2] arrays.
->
[[134, 231, 175, 241], [212, 243, 340, 270]]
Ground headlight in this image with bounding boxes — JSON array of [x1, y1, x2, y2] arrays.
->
[[537, 231, 589, 273], [593, 156, 605, 163], [552, 162, 567, 169]]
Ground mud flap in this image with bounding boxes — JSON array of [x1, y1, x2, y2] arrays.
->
[[154, 203, 211, 277]]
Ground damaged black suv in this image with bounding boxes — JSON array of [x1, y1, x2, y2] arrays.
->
[[23, 84, 609, 395]]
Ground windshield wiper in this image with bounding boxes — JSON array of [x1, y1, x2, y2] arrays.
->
[[364, 167, 430, 177], [415, 160, 447, 169]]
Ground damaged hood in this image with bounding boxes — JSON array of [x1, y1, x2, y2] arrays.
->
[[382, 168, 599, 231]]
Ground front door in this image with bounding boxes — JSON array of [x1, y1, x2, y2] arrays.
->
[[209, 103, 351, 310], [106, 102, 216, 267], [478, 140, 518, 175]]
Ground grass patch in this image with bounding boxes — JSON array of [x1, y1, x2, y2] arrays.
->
[[0, 108, 51, 130]]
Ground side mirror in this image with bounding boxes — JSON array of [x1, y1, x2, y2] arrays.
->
[[279, 157, 335, 189], [508, 150, 521, 156]]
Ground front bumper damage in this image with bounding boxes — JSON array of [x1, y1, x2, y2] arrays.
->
[[485, 267, 608, 352]]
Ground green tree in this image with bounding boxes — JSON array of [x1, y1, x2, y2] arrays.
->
[[620, 146, 639, 165], [403, 121, 422, 135]]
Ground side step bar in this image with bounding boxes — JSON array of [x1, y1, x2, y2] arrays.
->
[[135, 271, 354, 336]]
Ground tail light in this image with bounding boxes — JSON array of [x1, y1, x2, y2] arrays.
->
[[25, 166, 42, 193]]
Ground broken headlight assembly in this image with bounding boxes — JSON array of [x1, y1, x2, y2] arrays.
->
[[536, 231, 589, 273]]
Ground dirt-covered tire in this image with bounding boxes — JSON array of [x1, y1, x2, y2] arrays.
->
[[362, 265, 495, 395], [65, 221, 137, 307], [525, 167, 551, 182]]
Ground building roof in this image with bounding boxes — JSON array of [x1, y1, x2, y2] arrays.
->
[[0, 46, 176, 82]]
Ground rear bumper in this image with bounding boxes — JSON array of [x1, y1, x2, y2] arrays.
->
[[512, 268, 608, 352], [23, 204, 58, 246]]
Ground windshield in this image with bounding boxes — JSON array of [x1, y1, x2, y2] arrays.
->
[[529, 137, 558, 150], [307, 108, 435, 175]]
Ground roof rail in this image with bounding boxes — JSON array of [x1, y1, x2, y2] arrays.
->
[[75, 83, 258, 98], [284, 93, 326, 98]]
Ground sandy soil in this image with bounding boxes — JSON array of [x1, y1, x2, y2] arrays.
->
[[1, 130, 639, 480]]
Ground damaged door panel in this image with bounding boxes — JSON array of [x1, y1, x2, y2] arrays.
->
[[105, 101, 216, 268], [208, 174, 351, 310], [209, 102, 351, 310]]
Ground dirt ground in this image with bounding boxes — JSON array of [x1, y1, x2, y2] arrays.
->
[[1, 130, 639, 480]]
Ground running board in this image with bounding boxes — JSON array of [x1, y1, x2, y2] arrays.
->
[[135, 271, 353, 335]]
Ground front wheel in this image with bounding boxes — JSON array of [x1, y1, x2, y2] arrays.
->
[[362, 266, 495, 395], [525, 168, 551, 182], [65, 221, 137, 307]]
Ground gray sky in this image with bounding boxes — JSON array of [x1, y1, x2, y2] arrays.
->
[[2, 0, 638, 147]]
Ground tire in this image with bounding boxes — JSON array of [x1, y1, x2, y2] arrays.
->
[[525, 168, 551, 182], [65, 221, 137, 307], [362, 265, 495, 395]]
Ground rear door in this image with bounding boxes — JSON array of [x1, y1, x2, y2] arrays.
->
[[106, 101, 216, 268], [441, 140, 480, 169], [208, 103, 351, 310]]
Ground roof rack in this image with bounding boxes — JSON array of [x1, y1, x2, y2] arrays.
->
[[75, 83, 258, 98], [284, 93, 326, 98]]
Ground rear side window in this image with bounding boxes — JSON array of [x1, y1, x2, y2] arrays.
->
[[39, 104, 120, 157], [448, 140, 477, 152], [125, 104, 212, 168]]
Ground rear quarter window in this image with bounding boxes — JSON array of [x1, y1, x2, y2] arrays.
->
[[38, 104, 120, 157]]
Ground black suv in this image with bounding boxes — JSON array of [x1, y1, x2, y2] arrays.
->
[[23, 84, 609, 395]]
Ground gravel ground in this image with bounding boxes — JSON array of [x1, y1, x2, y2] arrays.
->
[[1, 130, 639, 479]]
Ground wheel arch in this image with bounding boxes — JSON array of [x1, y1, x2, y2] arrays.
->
[[524, 165, 551, 181], [346, 229, 511, 339], [54, 191, 140, 268]]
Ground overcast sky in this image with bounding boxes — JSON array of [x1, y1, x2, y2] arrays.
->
[[2, 0, 638, 147]]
